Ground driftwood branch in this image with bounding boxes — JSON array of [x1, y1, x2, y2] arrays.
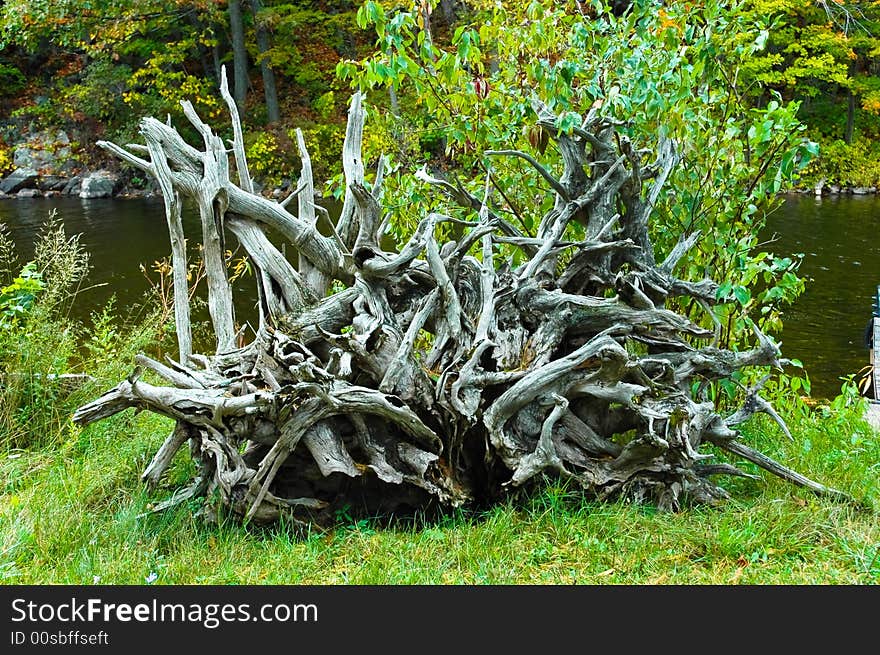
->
[[74, 80, 853, 524]]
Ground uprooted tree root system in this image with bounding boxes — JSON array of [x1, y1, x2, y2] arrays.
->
[[74, 72, 849, 525]]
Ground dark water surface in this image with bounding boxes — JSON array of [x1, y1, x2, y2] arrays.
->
[[1, 194, 877, 399], [761, 194, 880, 399], [0, 196, 261, 329], [1, 197, 170, 314]]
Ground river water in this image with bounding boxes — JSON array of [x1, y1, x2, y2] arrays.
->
[[0, 196, 262, 328], [1, 194, 876, 399], [763, 194, 879, 398]]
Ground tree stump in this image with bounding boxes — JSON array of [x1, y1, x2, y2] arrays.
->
[[73, 70, 848, 525]]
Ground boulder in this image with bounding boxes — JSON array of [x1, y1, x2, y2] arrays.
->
[[13, 145, 48, 170], [0, 167, 39, 194], [13, 130, 73, 173], [36, 175, 69, 191], [79, 171, 120, 198], [852, 186, 876, 195], [61, 176, 83, 196], [17, 188, 41, 198]]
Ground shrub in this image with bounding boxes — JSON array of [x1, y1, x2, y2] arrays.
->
[[244, 130, 294, 188], [0, 142, 13, 177], [0, 219, 85, 450], [0, 263, 45, 324], [0, 61, 25, 97], [801, 138, 880, 189], [0, 214, 174, 451]]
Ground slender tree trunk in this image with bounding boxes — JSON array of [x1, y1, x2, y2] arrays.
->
[[229, 0, 249, 113], [188, 14, 213, 83], [488, 49, 500, 76], [420, 1, 434, 53], [212, 40, 223, 87], [388, 85, 400, 117], [845, 57, 859, 145], [208, 16, 224, 87], [846, 89, 856, 145], [439, 0, 456, 26], [250, 0, 280, 124]]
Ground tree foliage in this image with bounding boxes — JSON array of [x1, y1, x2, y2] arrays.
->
[[0, 0, 870, 186], [0, 0, 224, 137], [738, 0, 880, 142], [0, 0, 361, 159], [339, 0, 815, 378]]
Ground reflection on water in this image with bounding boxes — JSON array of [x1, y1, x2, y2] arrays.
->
[[1, 194, 877, 399]]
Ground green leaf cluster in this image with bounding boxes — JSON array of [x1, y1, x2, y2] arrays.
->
[[340, 1, 812, 346], [0, 263, 44, 326]]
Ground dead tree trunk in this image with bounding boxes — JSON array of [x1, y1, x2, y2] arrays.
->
[[74, 70, 850, 524]]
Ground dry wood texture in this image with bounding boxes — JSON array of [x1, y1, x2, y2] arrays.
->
[[74, 73, 849, 524]]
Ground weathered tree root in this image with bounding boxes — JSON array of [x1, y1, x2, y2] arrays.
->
[[74, 70, 851, 524]]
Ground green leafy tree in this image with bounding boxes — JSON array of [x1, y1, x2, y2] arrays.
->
[[0, 0, 225, 137], [739, 0, 880, 143], [339, 0, 815, 369]]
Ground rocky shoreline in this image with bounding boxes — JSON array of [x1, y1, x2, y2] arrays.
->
[[7, 170, 879, 201], [0, 125, 151, 200], [5, 170, 880, 201], [0, 127, 297, 200], [803, 178, 878, 196], [3, 127, 879, 201], [0, 167, 141, 199]]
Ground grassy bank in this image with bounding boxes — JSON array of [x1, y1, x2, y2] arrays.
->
[[1, 400, 878, 585]]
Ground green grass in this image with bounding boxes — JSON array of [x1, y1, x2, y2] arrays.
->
[[1, 397, 878, 585]]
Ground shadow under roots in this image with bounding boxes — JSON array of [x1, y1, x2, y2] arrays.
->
[[231, 428, 506, 532]]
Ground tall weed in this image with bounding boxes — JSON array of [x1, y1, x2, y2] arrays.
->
[[0, 218, 89, 449], [2, 213, 169, 451]]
